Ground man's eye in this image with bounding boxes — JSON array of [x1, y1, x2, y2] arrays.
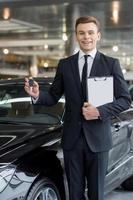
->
[[88, 31, 94, 35]]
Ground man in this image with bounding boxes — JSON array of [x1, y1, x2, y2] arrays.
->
[[25, 16, 131, 200]]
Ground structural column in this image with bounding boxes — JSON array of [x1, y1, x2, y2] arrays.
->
[[29, 55, 38, 77], [66, 4, 81, 56]]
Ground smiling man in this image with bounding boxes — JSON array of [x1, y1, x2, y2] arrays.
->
[[25, 16, 131, 200], [76, 20, 101, 53]]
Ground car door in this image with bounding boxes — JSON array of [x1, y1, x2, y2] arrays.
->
[[108, 111, 132, 172], [105, 108, 133, 194]]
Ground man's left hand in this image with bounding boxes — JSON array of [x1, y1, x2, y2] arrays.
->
[[82, 102, 100, 120]]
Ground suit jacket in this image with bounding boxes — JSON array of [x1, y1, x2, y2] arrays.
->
[[37, 51, 131, 152]]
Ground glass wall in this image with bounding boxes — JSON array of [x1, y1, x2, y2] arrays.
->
[[0, 0, 132, 81]]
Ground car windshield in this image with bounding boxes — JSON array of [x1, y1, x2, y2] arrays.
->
[[0, 83, 64, 125]]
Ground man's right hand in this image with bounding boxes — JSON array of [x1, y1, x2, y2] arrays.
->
[[24, 77, 40, 99]]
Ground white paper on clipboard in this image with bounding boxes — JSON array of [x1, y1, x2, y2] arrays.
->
[[87, 76, 113, 107]]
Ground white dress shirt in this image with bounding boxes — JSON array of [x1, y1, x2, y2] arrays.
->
[[78, 48, 97, 81]]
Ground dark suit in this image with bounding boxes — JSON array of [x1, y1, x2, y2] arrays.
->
[[36, 51, 131, 200]]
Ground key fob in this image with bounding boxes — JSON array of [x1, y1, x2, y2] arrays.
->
[[29, 79, 34, 87]]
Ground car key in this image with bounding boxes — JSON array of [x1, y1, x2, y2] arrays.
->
[[29, 78, 34, 87]]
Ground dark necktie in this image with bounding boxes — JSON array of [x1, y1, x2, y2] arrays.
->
[[81, 55, 88, 101]]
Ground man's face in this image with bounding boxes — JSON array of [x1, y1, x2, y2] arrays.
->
[[76, 22, 101, 53]]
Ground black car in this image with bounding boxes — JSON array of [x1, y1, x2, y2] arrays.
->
[[129, 84, 133, 101], [0, 77, 133, 200]]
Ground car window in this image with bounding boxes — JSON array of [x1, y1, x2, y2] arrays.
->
[[0, 81, 51, 99], [0, 100, 64, 125], [0, 85, 29, 100], [0, 82, 64, 125]]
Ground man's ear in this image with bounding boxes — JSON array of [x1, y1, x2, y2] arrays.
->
[[97, 32, 101, 41]]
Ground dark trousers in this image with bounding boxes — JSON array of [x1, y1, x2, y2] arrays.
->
[[63, 133, 108, 200]]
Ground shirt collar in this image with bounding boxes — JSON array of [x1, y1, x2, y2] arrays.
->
[[79, 48, 97, 60]]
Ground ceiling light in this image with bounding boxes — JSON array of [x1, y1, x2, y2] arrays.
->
[[44, 62, 48, 68], [3, 48, 9, 54], [3, 7, 11, 20], [62, 33, 68, 41], [112, 45, 118, 52], [44, 44, 48, 50], [111, 1, 120, 24]]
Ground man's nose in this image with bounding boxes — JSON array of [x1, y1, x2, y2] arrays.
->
[[84, 33, 90, 39]]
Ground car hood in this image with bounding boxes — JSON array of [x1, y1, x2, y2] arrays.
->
[[0, 123, 62, 163]]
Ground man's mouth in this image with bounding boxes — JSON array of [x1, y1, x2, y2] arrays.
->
[[82, 41, 92, 45]]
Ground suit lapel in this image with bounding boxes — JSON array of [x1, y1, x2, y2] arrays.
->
[[70, 52, 82, 97], [89, 51, 102, 77]]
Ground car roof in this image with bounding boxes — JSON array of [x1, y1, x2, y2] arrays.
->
[[0, 77, 54, 86]]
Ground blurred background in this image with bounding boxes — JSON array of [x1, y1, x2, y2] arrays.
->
[[0, 0, 133, 84]]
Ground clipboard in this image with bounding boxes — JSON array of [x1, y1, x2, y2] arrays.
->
[[87, 76, 113, 107]]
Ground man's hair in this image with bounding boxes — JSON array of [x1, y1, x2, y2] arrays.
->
[[75, 16, 101, 32]]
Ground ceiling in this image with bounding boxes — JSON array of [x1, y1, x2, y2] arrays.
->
[[0, 0, 133, 77]]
